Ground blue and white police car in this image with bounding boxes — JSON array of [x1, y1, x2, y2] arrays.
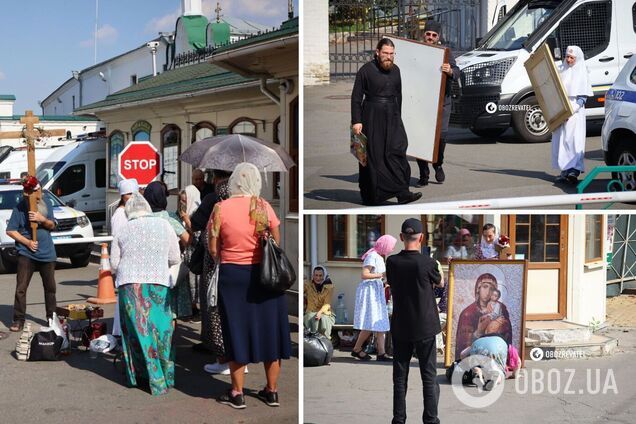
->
[[603, 55, 636, 190]]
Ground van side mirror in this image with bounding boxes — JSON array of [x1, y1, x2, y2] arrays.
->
[[475, 37, 482, 46], [545, 37, 560, 60], [66, 199, 76, 208]]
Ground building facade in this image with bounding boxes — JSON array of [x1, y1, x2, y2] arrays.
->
[[305, 213, 610, 327]]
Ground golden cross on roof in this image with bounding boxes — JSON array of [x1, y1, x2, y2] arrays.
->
[[215, 2, 222, 22]]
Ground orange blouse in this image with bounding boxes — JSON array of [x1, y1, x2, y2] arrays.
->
[[210, 196, 280, 264]]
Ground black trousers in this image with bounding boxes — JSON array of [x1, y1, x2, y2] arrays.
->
[[13, 255, 56, 323], [392, 336, 440, 424], [416, 135, 447, 180]]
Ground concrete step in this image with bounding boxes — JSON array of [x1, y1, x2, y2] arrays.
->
[[525, 334, 618, 361], [526, 320, 592, 344]]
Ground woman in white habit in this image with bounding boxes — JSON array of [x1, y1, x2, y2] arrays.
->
[[552, 45, 594, 184]]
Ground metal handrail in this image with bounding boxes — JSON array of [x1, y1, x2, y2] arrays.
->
[[575, 165, 636, 209]]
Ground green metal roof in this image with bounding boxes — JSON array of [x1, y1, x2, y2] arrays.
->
[[0, 95, 16, 101], [180, 15, 209, 50], [75, 62, 255, 112], [213, 16, 298, 54], [0, 115, 99, 121]]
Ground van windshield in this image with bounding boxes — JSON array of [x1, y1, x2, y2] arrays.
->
[[481, 3, 556, 51], [37, 161, 66, 186]]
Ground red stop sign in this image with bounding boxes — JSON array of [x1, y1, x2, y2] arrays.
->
[[118, 141, 162, 186]]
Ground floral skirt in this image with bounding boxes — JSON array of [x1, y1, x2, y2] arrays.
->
[[119, 283, 174, 396]]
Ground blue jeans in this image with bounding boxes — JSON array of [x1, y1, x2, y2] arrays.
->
[[392, 336, 440, 424]]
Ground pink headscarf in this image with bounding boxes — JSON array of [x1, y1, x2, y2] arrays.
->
[[361, 234, 397, 260]]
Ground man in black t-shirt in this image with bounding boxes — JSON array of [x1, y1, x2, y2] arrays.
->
[[386, 218, 443, 424]]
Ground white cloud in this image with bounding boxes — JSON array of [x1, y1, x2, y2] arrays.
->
[[145, 8, 181, 33], [80, 24, 118, 47], [0, 70, 5, 80]]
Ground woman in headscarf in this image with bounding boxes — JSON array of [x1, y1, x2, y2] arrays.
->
[[110, 193, 181, 396], [351, 234, 397, 361], [552, 45, 594, 184], [178, 185, 201, 321], [209, 162, 291, 409], [143, 181, 192, 319], [110, 178, 139, 338], [303, 265, 335, 338]]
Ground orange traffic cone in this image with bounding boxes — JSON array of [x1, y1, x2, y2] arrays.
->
[[87, 243, 117, 304]]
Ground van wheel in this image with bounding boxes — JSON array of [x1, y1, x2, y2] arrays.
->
[[70, 252, 91, 268], [612, 139, 636, 191], [512, 96, 551, 143], [469, 128, 507, 139], [0, 252, 17, 274]]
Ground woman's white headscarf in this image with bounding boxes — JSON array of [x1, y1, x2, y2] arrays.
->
[[228, 162, 262, 197], [559, 45, 594, 97], [184, 184, 201, 216], [124, 192, 152, 220]]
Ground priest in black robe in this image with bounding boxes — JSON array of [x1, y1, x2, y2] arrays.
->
[[351, 38, 422, 206]]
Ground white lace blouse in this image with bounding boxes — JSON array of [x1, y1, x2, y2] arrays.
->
[[110, 216, 181, 287]]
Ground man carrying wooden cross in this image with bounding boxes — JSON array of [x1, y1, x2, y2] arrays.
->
[[2, 111, 62, 332]]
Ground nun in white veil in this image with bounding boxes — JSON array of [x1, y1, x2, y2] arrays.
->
[[552, 45, 594, 184]]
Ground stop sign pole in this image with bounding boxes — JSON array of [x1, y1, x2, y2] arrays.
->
[[118, 141, 162, 186]]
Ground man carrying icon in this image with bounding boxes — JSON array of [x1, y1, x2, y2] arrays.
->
[[415, 21, 460, 187]]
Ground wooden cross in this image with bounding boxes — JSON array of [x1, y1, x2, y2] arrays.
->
[[0, 110, 66, 240]]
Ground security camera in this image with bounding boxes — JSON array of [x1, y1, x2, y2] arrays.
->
[[147, 41, 160, 50], [99, 71, 107, 82]]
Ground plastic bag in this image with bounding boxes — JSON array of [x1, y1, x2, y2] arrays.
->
[[89, 334, 118, 353], [48, 312, 69, 351]]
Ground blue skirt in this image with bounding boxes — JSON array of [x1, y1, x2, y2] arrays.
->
[[218, 263, 292, 364]]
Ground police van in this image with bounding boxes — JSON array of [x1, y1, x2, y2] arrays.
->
[[451, 0, 636, 143]]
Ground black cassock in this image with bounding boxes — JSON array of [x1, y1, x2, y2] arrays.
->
[[351, 59, 411, 205]]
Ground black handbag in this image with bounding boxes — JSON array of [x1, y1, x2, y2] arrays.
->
[[260, 230, 297, 294], [187, 237, 205, 275], [29, 330, 63, 361]]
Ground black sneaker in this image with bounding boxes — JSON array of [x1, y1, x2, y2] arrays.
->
[[435, 166, 445, 183], [257, 389, 280, 407], [217, 390, 246, 409]]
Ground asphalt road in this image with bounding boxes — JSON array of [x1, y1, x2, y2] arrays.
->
[[304, 81, 630, 210], [0, 261, 299, 424], [304, 327, 636, 424]]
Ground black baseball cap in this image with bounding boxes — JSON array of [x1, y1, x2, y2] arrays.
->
[[401, 218, 423, 235]]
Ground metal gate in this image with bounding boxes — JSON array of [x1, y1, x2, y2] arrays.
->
[[607, 215, 636, 295], [329, 0, 482, 78]]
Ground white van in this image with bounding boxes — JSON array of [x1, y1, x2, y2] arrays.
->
[[36, 138, 106, 227], [0, 147, 62, 181], [451, 0, 636, 143]]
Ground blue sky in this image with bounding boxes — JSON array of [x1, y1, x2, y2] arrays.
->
[[0, 0, 298, 114]]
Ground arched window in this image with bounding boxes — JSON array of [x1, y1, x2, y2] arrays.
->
[[229, 117, 257, 137], [161, 124, 181, 192], [131, 120, 152, 141], [108, 130, 125, 189], [192, 121, 216, 142]]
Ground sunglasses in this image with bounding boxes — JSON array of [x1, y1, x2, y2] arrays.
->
[[425, 32, 439, 37]]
